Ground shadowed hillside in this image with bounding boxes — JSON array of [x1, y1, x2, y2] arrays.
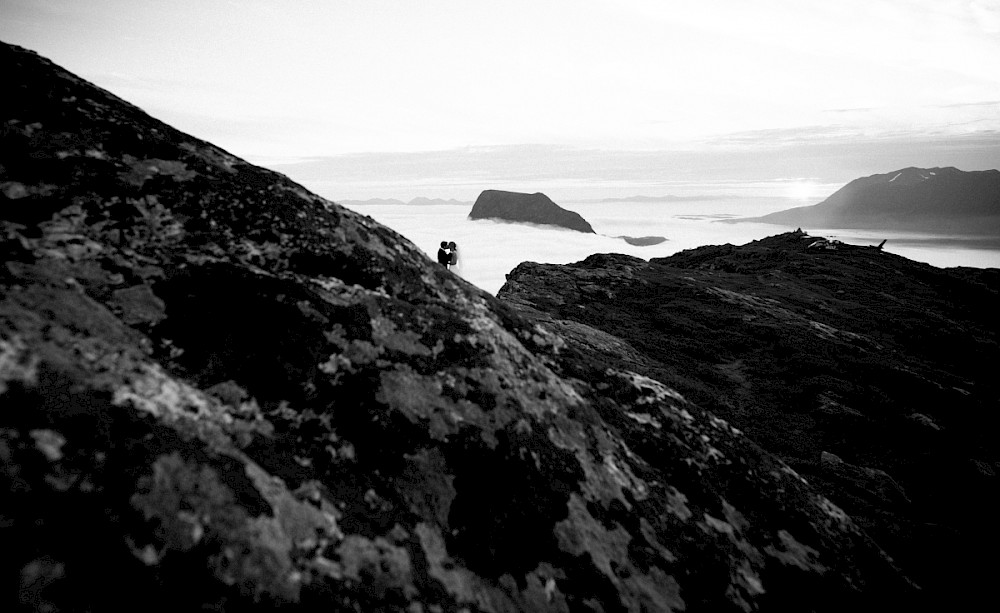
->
[[499, 230, 1000, 610]]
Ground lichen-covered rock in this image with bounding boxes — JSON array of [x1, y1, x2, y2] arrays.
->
[[498, 233, 1000, 611], [2, 42, 915, 612]]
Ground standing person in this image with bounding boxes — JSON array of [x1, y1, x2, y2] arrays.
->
[[448, 241, 460, 274], [437, 240, 451, 268]]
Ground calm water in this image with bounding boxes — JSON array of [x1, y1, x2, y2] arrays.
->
[[340, 198, 1000, 295]]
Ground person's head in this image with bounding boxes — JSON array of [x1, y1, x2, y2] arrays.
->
[[448, 241, 457, 249], [440, 241, 448, 249]]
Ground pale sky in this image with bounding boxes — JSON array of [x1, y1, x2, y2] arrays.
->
[[2, 0, 999, 196]]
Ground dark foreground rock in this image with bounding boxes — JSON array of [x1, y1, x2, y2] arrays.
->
[[468, 190, 595, 233], [741, 166, 1000, 235], [499, 231, 1000, 611], [1, 42, 916, 611]]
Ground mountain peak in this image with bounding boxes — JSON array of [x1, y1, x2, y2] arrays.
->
[[869, 166, 961, 187]]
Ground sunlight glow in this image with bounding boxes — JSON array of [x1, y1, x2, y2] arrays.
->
[[785, 181, 827, 201]]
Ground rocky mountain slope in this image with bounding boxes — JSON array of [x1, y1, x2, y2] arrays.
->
[[1, 42, 917, 612], [744, 167, 1000, 234], [468, 190, 596, 233], [499, 231, 1000, 610]]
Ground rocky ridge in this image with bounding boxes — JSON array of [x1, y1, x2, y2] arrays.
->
[[0, 41, 917, 612], [498, 231, 1000, 610]]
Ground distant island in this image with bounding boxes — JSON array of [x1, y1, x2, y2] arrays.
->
[[468, 190, 596, 233], [337, 197, 472, 206], [734, 167, 1000, 235], [596, 194, 726, 203]]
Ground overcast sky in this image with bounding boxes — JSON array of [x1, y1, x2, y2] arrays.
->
[[2, 0, 999, 197]]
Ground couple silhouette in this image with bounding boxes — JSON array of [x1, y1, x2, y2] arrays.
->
[[437, 240, 459, 270]]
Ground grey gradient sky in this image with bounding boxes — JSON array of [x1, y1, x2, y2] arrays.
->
[[2, 0, 999, 199]]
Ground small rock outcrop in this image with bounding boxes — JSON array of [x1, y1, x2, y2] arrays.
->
[[2, 42, 917, 611], [468, 190, 596, 233], [620, 235, 668, 246], [743, 167, 1000, 234], [498, 231, 1000, 611]]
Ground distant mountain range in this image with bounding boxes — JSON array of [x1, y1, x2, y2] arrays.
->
[[743, 167, 1000, 234], [336, 197, 472, 206], [595, 194, 725, 203]]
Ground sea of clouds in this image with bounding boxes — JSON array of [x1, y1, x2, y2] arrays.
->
[[339, 199, 1000, 296]]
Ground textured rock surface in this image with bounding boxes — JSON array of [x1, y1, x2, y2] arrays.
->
[[744, 166, 1000, 234], [468, 190, 595, 233], [2, 42, 917, 611], [499, 231, 1000, 610]]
